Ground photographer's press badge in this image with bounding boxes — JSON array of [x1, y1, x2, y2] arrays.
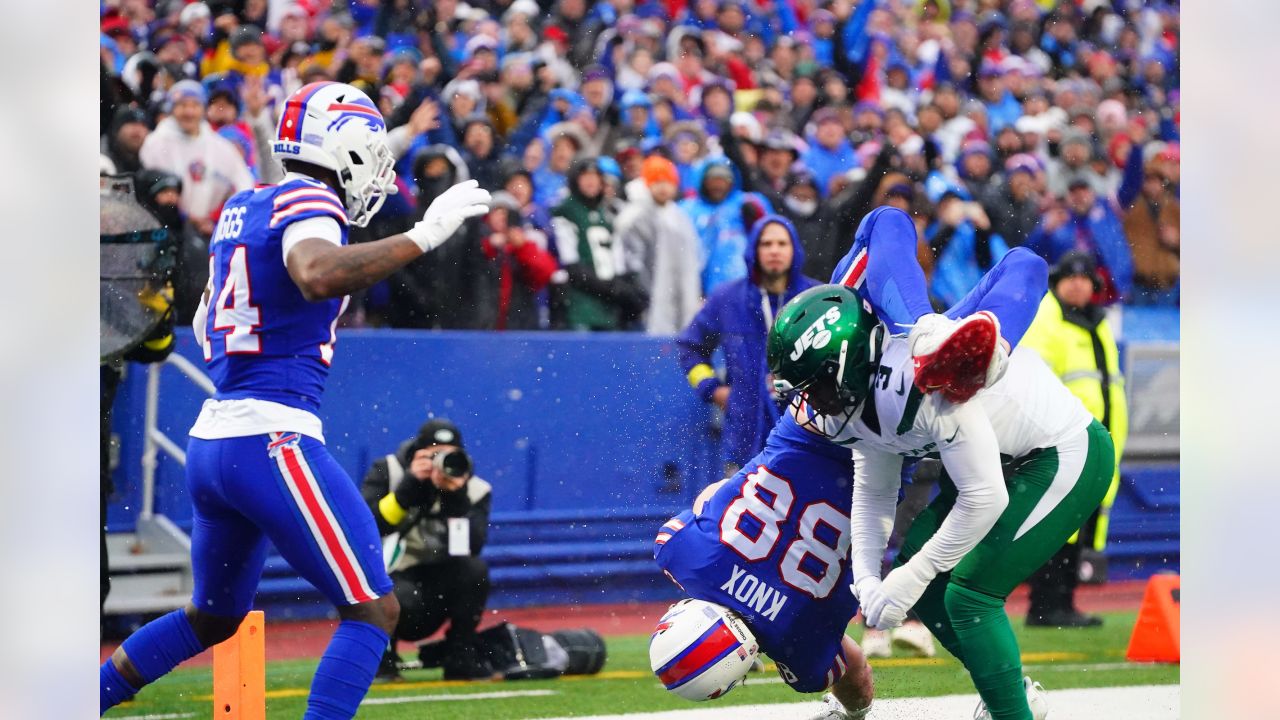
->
[[448, 518, 471, 556]]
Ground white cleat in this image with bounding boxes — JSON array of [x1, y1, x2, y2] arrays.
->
[[906, 313, 961, 357], [890, 620, 937, 658], [973, 676, 1049, 720], [909, 311, 1007, 403], [861, 627, 892, 659], [808, 693, 871, 720]]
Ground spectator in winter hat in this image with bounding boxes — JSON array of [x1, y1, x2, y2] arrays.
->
[[552, 157, 647, 331], [615, 156, 703, 335], [139, 79, 253, 238], [1027, 178, 1133, 304], [925, 187, 1010, 308], [803, 107, 857, 198], [977, 62, 1023, 134], [103, 106, 151, 175], [205, 85, 260, 179], [1048, 129, 1104, 197], [981, 153, 1042, 248], [956, 139, 996, 200], [786, 74, 819, 129], [475, 191, 559, 331], [461, 116, 503, 191]]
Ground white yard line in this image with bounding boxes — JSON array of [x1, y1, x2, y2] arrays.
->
[[362, 688, 558, 706], [111, 714, 196, 720], [540, 684, 1179, 720]]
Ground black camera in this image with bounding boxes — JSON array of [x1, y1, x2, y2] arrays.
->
[[432, 448, 473, 479]]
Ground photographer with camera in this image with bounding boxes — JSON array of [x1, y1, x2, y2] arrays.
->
[[360, 419, 494, 682]]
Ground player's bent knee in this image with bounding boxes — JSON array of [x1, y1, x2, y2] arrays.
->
[[339, 593, 400, 635], [183, 604, 246, 648], [1002, 247, 1049, 281]]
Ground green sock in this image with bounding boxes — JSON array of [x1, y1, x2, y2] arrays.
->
[[908, 574, 966, 663], [944, 583, 1029, 720]]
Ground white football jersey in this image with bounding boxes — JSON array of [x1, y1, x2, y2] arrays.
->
[[802, 340, 1093, 460]]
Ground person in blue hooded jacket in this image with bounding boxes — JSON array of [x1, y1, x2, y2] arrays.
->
[[926, 188, 1011, 308], [679, 156, 773, 296], [677, 215, 820, 474]]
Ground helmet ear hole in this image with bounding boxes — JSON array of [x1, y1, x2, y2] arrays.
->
[[348, 151, 364, 165]]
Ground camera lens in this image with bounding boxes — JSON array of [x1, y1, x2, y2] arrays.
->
[[435, 449, 473, 478]]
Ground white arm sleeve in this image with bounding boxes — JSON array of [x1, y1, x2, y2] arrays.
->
[[850, 446, 904, 583], [192, 285, 210, 348], [904, 401, 1009, 581], [281, 216, 344, 262]]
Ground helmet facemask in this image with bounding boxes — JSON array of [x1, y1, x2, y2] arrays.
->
[[776, 323, 886, 439], [331, 122, 397, 228]]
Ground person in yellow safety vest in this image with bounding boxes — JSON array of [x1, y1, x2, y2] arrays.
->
[[1018, 250, 1127, 627]]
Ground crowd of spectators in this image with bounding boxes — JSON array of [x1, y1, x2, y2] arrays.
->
[[101, 0, 1181, 330]]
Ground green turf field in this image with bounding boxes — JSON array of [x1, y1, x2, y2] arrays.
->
[[107, 610, 1178, 719]]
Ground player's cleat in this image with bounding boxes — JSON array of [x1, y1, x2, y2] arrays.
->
[[890, 620, 937, 658], [808, 693, 872, 720], [861, 627, 892, 658], [1026, 609, 1104, 628], [973, 676, 1049, 720], [909, 312, 1008, 403]]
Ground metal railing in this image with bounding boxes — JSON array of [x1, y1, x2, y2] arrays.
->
[[139, 352, 214, 520]]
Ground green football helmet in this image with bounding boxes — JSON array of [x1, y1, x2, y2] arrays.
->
[[767, 284, 885, 418]]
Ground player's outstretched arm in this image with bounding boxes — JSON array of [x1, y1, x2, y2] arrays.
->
[[863, 402, 1008, 629], [287, 234, 423, 301], [286, 180, 492, 300], [849, 447, 903, 589]]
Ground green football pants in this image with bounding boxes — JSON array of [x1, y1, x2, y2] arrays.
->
[[896, 420, 1115, 719]]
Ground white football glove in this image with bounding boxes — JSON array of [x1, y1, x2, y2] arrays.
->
[[851, 576, 881, 603], [861, 563, 934, 631], [405, 179, 492, 252]]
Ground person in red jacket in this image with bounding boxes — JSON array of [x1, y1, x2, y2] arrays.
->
[[477, 192, 559, 330]]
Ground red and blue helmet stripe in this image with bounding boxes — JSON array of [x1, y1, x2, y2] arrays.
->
[[277, 81, 331, 143], [654, 618, 743, 690]]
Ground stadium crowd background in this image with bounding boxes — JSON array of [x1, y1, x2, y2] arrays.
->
[[99, 0, 1180, 332]]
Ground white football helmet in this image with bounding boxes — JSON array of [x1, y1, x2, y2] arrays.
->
[[649, 599, 760, 701], [272, 81, 396, 228]]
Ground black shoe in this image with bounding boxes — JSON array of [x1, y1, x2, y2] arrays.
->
[[442, 640, 496, 681], [374, 646, 404, 683], [418, 639, 447, 669], [1026, 610, 1104, 628]]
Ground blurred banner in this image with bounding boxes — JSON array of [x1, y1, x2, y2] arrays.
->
[[1124, 342, 1180, 459]]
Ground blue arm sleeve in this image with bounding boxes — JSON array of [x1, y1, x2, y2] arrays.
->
[[676, 300, 724, 400], [842, 0, 878, 67], [1116, 143, 1144, 208]]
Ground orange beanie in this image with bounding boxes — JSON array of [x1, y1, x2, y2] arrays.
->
[[640, 156, 679, 187]]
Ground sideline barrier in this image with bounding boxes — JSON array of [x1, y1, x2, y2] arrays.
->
[[212, 610, 266, 718]]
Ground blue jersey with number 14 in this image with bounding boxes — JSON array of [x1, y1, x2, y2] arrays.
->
[[201, 177, 350, 413], [655, 413, 858, 693]]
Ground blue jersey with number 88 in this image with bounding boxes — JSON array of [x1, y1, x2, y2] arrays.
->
[[201, 177, 350, 413], [655, 413, 859, 692]]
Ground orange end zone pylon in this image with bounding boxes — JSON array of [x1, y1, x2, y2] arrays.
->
[[213, 610, 266, 719], [1125, 573, 1180, 663]]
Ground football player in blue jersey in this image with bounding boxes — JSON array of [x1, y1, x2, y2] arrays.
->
[[649, 206, 1053, 720], [100, 82, 491, 719], [650, 411, 877, 718]]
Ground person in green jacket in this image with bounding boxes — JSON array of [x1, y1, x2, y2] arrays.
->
[[1019, 251, 1127, 627], [550, 157, 647, 330]]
